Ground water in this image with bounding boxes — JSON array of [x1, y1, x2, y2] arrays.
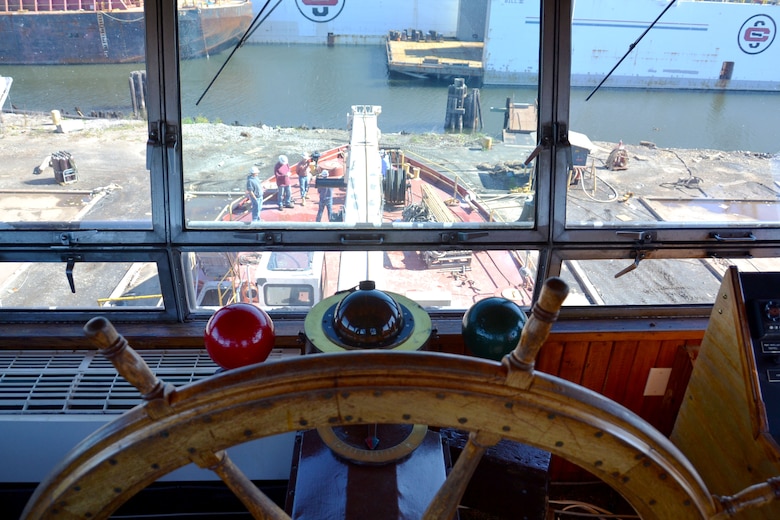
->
[[3, 44, 779, 153]]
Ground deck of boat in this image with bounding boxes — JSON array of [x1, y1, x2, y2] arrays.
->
[[222, 105, 533, 310]]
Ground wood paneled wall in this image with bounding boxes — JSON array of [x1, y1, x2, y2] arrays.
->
[[537, 331, 703, 481]]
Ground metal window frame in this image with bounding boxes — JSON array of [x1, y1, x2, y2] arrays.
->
[[1, 0, 779, 324]]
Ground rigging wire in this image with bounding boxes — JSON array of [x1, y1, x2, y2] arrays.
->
[[585, 0, 677, 101], [196, 0, 283, 106]]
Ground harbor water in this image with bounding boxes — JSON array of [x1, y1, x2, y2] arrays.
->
[[2, 44, 779, 154]]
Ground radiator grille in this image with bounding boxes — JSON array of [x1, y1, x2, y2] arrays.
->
[[0, 349, 297, 415]]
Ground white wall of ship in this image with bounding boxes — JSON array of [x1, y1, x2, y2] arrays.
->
[[249, 0, 461, 44], [250, 0, 779, 90]]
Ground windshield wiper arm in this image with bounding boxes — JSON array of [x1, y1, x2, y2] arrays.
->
[[585, 0, 677, 101], [196, 0, 283, 106]]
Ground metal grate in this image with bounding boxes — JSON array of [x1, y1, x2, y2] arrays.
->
[[0, 349, 298, 415]]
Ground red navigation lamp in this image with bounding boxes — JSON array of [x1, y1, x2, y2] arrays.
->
[[204, 303, 275, 370]]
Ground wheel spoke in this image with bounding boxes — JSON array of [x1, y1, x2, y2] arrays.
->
[[196, 450, 291, 520], [422, 430, 501, 520]]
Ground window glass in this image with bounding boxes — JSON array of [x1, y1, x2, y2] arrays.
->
[[180, 1, 541, 231], [186, 249, 540, 312], [559, 256, 780, 306], [1, 69, 150, 227], [178, 0, 545, 313], [0, 261, 160, 310], [567, 0, 780, 228]]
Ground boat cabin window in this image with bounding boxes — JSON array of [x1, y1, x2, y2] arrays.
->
[[1, 0, 779, 326]]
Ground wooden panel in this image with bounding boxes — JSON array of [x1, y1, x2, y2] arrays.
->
[[558, 340, 588, 385], [670, 268, 780, 519], [581, 341, 613, 393], [602, 340, 639, 403], [536, 335, 701, 482]]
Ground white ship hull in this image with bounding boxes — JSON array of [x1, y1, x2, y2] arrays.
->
[[249, 0, 462, 44], [252, 0, 779, 91], [485, 0, 780, 91]]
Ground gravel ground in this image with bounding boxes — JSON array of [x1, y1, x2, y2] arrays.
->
[[1, 111, 776, 224]]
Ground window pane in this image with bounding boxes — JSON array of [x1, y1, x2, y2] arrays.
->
[[567, 1, 780, 228], [181, 2, 540, 230], [0, 261, 160, 310], [186, 249, 540, 313], [1, 70, 150, 227], [559, 257, 780, 306]]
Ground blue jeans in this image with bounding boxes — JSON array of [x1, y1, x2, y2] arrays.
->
[[316, 199, 332, 222], [250, 197, 261, 221], [279, 186, 292, 208], [299, 176, 309, 199]]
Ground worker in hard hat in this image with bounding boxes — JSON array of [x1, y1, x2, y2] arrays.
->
[[246, 166, 263, 222], [274, 154, 293, 210]]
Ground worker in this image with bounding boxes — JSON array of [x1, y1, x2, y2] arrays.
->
[[274, 155, 293, 210], [245, 166, 263, 222], [315, 171, 333, 222], [295, 154, 312, 205]]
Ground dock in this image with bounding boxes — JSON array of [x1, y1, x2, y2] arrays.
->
[[385, 37, 483, 82]]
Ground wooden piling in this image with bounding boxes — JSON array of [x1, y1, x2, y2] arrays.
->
[[129, 70, 147, 119], [445, 78, 482, 134], [444, 77, 467, 133]]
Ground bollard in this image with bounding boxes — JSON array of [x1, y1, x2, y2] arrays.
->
[[51, 110, 63, 133]]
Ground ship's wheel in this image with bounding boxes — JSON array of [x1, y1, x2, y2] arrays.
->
[[21, 279, 771, 520]]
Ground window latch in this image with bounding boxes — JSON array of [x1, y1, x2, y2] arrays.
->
[[525, 122, 571, 167], [440, 231, 489, 244], [147, 121, 178, 170], [524, 122, 555, 166], [614, 251, 646, 279], [616, 230, 655, 244]]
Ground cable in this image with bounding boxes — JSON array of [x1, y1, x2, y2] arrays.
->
[[549, 499, 640, 519]]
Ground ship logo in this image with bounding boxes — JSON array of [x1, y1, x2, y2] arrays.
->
[[296, 0, 346, 23], [738, 15, 775, 55]]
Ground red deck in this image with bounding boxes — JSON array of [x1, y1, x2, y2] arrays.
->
[[222, 146, 533, 309]]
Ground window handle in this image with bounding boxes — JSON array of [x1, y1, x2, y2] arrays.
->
[[614, 252, 645, 279], [710, 232, 757, 242], [64, 255, 82, 293], [340, 234, 384, 245]]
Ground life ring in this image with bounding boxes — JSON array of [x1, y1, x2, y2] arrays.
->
[[240, 282, 260, 303]]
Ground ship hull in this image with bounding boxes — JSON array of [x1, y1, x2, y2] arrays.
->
[[0, 1, 252, 65], [484, 0, 780, 91]]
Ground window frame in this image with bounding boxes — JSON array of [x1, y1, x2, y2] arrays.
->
[[1, 0, 779, 326]]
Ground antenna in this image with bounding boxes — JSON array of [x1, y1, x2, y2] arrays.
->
[[585, 0, 678, 102], [196, 0, 283, 106]]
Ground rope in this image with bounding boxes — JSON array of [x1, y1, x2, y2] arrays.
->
[[99, 12, 144, 23]]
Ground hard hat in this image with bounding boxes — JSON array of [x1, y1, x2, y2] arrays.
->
[[319, 170, 329, 178], [279, 155, 288, 164], [249, 166, 260, 174]]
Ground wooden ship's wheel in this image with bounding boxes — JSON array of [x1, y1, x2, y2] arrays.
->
[[20, 278, 780, 520]]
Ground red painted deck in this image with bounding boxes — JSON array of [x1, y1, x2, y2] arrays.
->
[[222, 146, 533, 309]]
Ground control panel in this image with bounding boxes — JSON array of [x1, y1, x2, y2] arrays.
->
[[741, 272, 780, 444]]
